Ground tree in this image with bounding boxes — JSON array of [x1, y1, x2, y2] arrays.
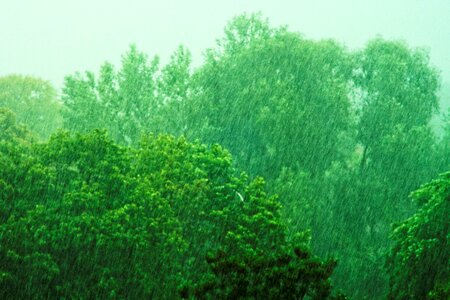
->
[[186, 13, 352, 179], [0, 75, 62, 140], [131, 134, 288, 285], [157, 45, 192, 105], [0, 130, 184, 298], [154, 45, 193, 136], [62, 71, 104, 132], [0, 108, 33, 143], [313, 38, 443, 299], [354, 38, 440, 174], [62, 45, 159, 145], [386, 172, 450, 299]]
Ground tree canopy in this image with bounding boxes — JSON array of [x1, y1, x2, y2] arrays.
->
[[386, 172, 450, 300], [0, 124, 343, 298]]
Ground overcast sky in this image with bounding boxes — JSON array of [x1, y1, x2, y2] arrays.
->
[[1, 0, 449, 89]]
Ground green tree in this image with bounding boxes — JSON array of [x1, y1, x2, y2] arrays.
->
[[0, 108, 33, 143], [354, 38, 440, 174], [157, 45, 192, 105], [386, 172, 450, 299], [131, 134, 288, 285], [0, 75, 62, 140], [154, 45, 193, 135], [0, 130, 184, 298], [62, 71, 103, 132], [0, 108, 36, 224], [186, 13, 352, 179], [312, 38, 443, 299], [62, 45, 159, 145]]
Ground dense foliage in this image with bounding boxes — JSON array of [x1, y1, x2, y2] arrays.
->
[[1, 12, 449, 299], [0, 75, 62, 140], [183, 247, 346, 300], [386, 173, 449, 300], [0, 113, 342, 299], [62, 45, 159, 145]]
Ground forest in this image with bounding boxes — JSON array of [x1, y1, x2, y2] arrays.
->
[[0, 14, 449, 299]]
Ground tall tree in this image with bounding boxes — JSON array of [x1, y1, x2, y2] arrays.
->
[[187, 13, 352, 178], [62, 71, 103, 132], [354, 38, 440, 175], [62, 45, 159, 145], [154, 45, 192, 135], [318, 38, 442, 299]]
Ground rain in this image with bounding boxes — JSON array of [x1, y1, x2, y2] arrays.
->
[[0, 1, 449, 299]]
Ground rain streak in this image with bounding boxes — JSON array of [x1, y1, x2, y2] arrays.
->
[[0, 9, 449, 300]]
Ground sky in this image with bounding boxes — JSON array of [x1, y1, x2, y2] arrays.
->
[[1, 0, 449, 90]]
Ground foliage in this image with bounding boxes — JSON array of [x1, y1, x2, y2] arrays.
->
[[153, 45, 193, 136], [2, 12, 449, 300], [132, 134, 289, 285], [183, 247, 345, 300], [0, 108, 33, 143], [437, 111, 450, 172], [325, 38, 442, 298], [186, 13, 352, 178], [174, 14, 443, 299], [0, 130, 184, 298], [62, 45, 159, 145], [0, 75, 62, 140], [386, 172, 450, 300], [0, 108, 36, 224], [354, 38, 439, 145], [0, 128, 342, 299]]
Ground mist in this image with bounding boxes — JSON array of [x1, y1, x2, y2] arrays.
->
[[0, 2, 449, 299]]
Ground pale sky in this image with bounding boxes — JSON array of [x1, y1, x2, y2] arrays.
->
[[1, 0, 449, 90]]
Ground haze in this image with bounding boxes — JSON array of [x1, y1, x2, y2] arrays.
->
[[1, 0, 449, 89], [1, 1, 450, 299]]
